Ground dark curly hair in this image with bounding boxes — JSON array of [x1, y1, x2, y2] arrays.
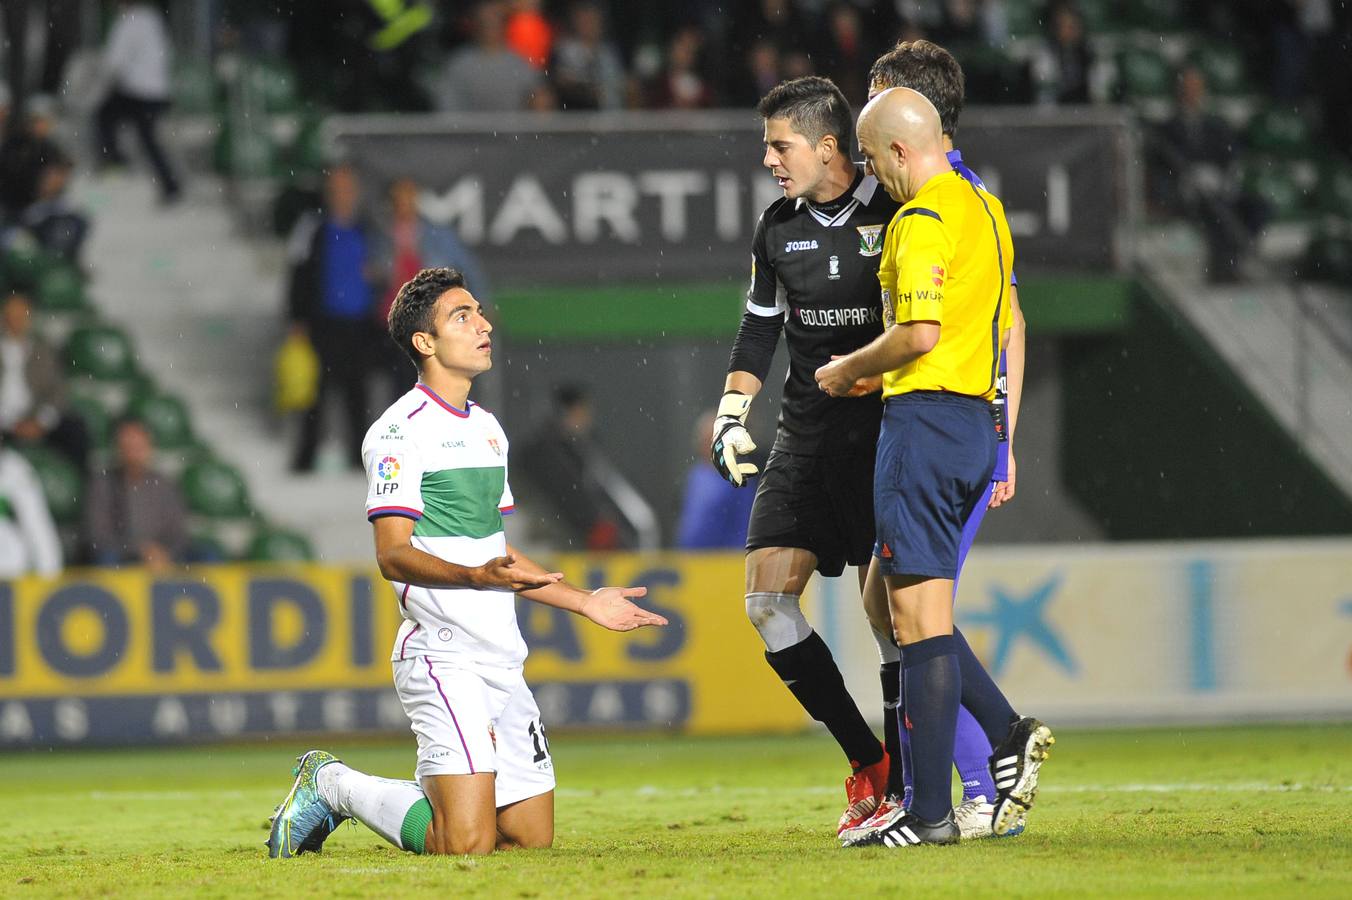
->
[[869, 40, 966, 138], [387, 267, 468, 368]]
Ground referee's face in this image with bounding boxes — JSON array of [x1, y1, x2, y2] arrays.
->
[[762, 116, 828, 201], [423, 287, 494, 377]]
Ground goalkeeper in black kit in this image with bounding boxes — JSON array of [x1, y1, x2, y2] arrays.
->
[[710, 76, 900, 838]]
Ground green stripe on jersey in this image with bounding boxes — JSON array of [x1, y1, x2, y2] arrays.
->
[[413, 466, 506, 539]]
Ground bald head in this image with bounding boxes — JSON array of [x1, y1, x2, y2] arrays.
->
[[856, 87, 949, 202]]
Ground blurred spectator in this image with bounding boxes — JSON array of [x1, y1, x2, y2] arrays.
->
[[815, 3, 875, 107], [506, 0, 554, 69], [1271, 0, 1333, 101], [550, 1, 627, 111], [0, 292, 89, 468], [0, 98, 66, 222], [83, 416, 188, 571], [675, 412, 756, 550], [731, 0, 805, 59], [94, 0, 181, 204], [1031, 0, 1093, 104], [19, 139, 89, 263], [520, 384, 633, 551], [1153, 65, 1262, 282], [41, 0, 83, 96], [286, 163, 382, 472], [647, 26, 714, 109], [374, 176, 490, 401], [0, 434, 62, 577], [733, 38, 783, 108], [427, 0, 551, 112]]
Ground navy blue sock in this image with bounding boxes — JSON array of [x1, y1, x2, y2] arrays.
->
[[952, 627, 1018, 746], [901, 634, 961, 824]]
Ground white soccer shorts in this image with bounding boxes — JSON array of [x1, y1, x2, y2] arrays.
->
[[393, 656, 556, 808]]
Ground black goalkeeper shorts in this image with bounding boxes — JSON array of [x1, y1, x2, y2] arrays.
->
[[745, 448, 876, 578]]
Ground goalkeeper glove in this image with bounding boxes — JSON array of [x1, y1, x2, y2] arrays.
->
[[711, 391, 758, 487]]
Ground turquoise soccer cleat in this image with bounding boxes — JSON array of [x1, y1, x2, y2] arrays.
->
[[266, 750, 348, 858]]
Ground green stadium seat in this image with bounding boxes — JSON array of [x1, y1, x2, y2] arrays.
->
[[127, 389, 194, 450], [35, 263, 88, 312], [1124, 0, 1181, 31], [1301, 229, 1352, 282], [17, 446, 82, 525], [1192, 44, 1247, 96], [1243, 161, 1310, 222], [213, 118, 281, 178], [247, 526, 315, 562], [1077, 0, 1124, 34], [174, 60, 219, 115], [66, 393, 111, 451], [1116, 48, 1173, 101], [2, 242, 54, 291], [66, 325, 137, 381], [1316, 162, 1352, 219], [244, 61, 301, 114], [1246, 109, 1312, 157], [1005, 0, 1042, 39], [181, 458, 252, 518]]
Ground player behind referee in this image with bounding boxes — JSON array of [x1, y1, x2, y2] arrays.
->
[[816, 88, 1053, 847], [709, 76, 899, 838]]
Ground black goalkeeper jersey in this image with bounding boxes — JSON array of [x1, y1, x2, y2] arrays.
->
[[728, 169, 902, 456]]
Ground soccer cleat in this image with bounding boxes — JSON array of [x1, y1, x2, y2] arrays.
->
[[837, 748, 890, 838], [266, 750, 348, 858], [953, 795, 996, 839], [989, 717, 1054, 836], [847, 809, 960, 848], [838, 793, 902, 845]]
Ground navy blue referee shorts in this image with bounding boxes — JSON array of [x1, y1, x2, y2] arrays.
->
[[873, 391, 997, 580]]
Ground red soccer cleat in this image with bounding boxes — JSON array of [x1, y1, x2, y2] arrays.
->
[[837, 747, 890, 838]]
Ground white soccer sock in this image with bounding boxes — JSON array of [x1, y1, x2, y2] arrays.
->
[[871, 626, 901, 664], [317, 762, 426, 850]]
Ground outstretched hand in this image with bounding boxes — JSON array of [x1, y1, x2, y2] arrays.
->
[[580, 587, 669, 632], [474, 555, 563, 591]]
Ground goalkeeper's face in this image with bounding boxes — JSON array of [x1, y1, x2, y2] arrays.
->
[[419, 287, 494, 378], [761, 116, 831, 202]]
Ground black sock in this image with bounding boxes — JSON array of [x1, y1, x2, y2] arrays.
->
[[880, 660, 904, 795], [766, 631, 882, 769], [901, 634, 960, 824], [953, 626, 1018, 746]]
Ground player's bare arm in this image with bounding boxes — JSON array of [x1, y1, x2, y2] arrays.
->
[[507, 543, 669, 632], [990, 286, 1026, 508], [372, 516, 562, 591], [814, 320, 941, 396]]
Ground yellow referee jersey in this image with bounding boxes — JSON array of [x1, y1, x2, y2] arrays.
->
[[877, 170, 1014, 401]]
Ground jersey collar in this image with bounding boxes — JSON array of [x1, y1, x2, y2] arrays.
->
[[416, 382, 472, 418]]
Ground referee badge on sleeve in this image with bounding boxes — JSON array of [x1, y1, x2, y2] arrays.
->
[[857, 224, 884, 257]]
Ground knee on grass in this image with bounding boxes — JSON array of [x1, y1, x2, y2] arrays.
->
[[424, 821, 496, 856]]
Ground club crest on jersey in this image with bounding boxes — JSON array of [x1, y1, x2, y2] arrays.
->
[[828, 255, 840, 280], [857, 224, 884, 257], [487, 438, 502, 456]]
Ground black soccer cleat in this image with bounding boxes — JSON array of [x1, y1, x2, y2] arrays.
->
[[989, 716, 1055, 836], [844, 808, 960, 848]]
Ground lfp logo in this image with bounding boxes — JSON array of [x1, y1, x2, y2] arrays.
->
[[376, 456, 401, 480]]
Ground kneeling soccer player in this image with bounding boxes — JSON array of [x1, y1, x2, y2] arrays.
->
[[266, 267, 668, 858]]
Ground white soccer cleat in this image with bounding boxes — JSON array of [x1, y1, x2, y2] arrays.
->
[[953, 795, 995, 839]]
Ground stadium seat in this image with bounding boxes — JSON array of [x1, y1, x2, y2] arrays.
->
[[181, 458, 252, 518], [35, 263, 88, 312], [1243, 160, 1310, 222], [213, 119, 280, 178], [246, 526, 315, 562], [66, 325, 138, 381], [174, 60, 219, 115], [127, 389, 195, 450], [1246, 109, 1312, 157], [1116, 48, 1173, 101], [1192, 44, 1247, 96], [244, 60, 301, 115], [2, 241, 53, 291], [1077, 0, 1124, 33], [66, 393, 111, 451], [17, 446, 83, 525], [1316, 162, 1352, 219], [1123, 0, 1181, 31]]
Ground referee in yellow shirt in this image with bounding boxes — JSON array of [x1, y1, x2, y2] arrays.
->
[[816, 87, 1052, 847]]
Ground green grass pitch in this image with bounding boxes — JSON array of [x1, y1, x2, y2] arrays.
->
[[1, 724, 1349, 898]]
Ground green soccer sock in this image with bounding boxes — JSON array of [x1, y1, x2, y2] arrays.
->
[[400, 797, 433, 854]]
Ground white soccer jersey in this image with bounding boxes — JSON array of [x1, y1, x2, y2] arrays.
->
[[363, 383, 526, 669]]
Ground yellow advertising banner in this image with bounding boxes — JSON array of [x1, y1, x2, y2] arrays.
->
[[0, 555, 803, 746]]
